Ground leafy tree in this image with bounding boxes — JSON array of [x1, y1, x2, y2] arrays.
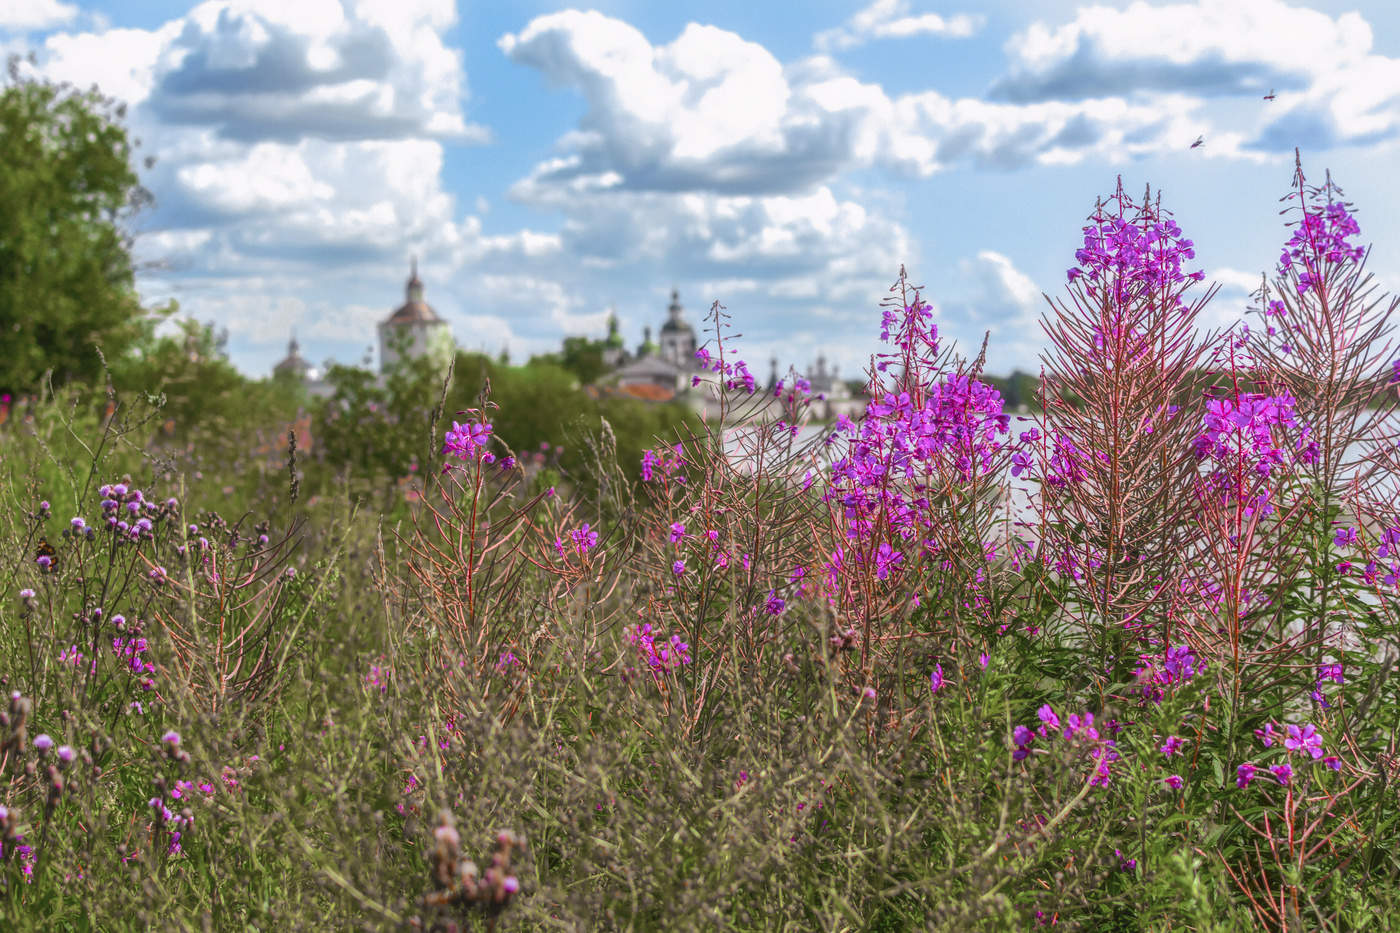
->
[[530, 336, 608, 386], [110, 318, 261, 436], [0, 56, 162, 395]]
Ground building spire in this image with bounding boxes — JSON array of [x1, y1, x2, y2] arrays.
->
[[407, 256, 424, 302]]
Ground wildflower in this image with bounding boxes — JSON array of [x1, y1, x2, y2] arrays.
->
[[1036, 704, 1060, 735], [33, 734, 53, 752], [57, 745, 74, 763], [1322, 755, 1342, 771], [1283, 723, 1323, 760], [1334, 526, 1357, 547], [1255, 722, 1278, 747], [1271, 763, 1293, 784], [929, 664, 945, 694], [672, 560, 686, 576], [1236, 763, 1258, 788], [1164, 774, 1183, 790], [764, 591, 785, 616], [669, 522, 686, 543], [569, 523, 599, 553], [162, 730, 181, 747], [442, 420, 493, 463], [1160, 735, 1184, 757], [1065, 712, 1098, 741], [1317, 662, 1344, 685], [874, 542, 903, 580]]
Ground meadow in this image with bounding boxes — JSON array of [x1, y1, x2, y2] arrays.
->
[[1, 153, 1398, 931]]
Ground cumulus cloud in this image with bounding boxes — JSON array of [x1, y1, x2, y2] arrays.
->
[[500, 9, 1209, 202], [991, 0, 1366, 102], [0, 0, 77, 31], [814, 0, 982, 53], [32, 0, 485, 142], [988, 0, 1400, 152]]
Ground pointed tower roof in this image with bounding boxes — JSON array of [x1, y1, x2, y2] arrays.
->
[[383, 257, 443, 326], [659, 288, 693, 335], [274, 331, 314, 377]]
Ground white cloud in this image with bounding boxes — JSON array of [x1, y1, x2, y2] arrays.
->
[[502, 9, 1230, 202], [0, 0, 77, 31], [991, 0, 1400, 153], [814, 0, 982, 52], [32, 0, 487, 142]]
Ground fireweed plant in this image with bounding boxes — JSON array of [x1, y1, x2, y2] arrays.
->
[[0, 153, 1398, 931]]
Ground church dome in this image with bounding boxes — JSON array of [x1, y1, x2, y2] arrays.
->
[[273, 335, 316, 379], [605, 310, 626, 349], [382, 258, 443, 326]]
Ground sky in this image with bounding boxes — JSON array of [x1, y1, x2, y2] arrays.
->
[[4, 0, 1400, 382]]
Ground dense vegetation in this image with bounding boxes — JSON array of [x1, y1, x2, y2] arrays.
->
[[3, 59, 1400, 933]]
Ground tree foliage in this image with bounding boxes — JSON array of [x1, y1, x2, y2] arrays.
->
[[0, 56, 159, 395]]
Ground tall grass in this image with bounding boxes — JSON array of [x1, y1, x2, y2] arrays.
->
[[1, 151, 1398, 931]]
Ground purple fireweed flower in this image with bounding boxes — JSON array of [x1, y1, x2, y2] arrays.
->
[[1037, 704, 1060, 735], [764, 591, 785, 616], [442, 420, 493, 464], [1160, 736, 1184, 757], [1065, 712, 1098, 742], [1271, 763, 1293, 784], [1317, 663, 1344, 685], [1237, 763, 1258, 788], [1323, 755, 1342, 771], [1164, 774, 1183, 790], [1334, 526, 1358, 547], [1162, 644, 1200, 683], [874, 542, 903, 581], [1284, 723, 1324, 760], [569, 523, 599, 553], [672, 560, 686, 576], [1255, 723, 1278, 747], [669, 522, 686, 543], [929, 664, 945, 694]]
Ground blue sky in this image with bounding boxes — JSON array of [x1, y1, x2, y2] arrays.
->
[[4, 0, 1400, 381]]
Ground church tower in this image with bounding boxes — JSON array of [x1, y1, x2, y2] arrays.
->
[[657, 289, 697, 368], [377, 258, 454, 375]]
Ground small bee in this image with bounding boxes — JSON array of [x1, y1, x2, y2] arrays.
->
[[35, 536, 57, 571], [1190, 135, 1204, 149]]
